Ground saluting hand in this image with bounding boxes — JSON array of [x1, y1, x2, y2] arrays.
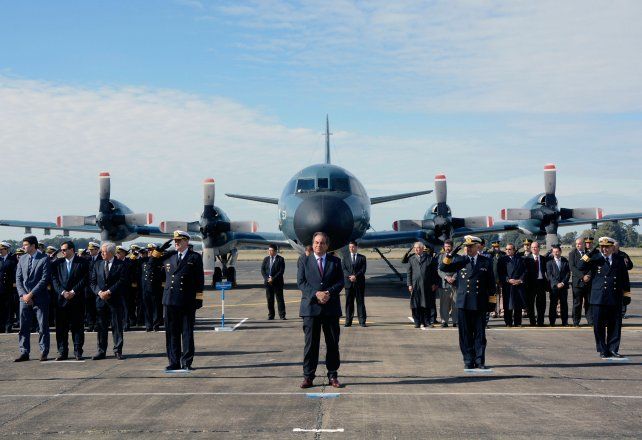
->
[[159, 239, 173, 252]]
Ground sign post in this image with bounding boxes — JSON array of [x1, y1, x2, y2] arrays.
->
[[215, 281, 233, 332]]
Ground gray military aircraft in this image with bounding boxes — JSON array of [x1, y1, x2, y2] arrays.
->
[[226, 117, 437, 253], [500, 163, 642, 247], [392, 173, 517, 244]]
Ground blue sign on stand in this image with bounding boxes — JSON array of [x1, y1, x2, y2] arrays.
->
[[215, 282, 233, 290], [215, 281, 234, 331]]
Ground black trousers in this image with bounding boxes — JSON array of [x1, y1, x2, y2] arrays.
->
[[96, 301, 124, 355], [84, 290, 97, 329], [458, 308, 487, 367], [572, 285, 592, 325], [0, 294, 12, 332], [526, 280, 547, 325], [549, 288, 568, 325], [124, 287, 138, 327], [593, 304, 622, 355], [502, 292, 522, 326], [265, 284, 286, 319], [411, 307, 429, 326], [142, 288, 163, 330], [302, 315, 340, 380], [56, 303, 85, 356], [344, 283, 367, 325], [165, 305, 195, 368]]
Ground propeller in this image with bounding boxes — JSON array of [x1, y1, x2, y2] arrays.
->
[[56, 172, 153, 241], [500, 164, 603, 248], [392, 174, 495, 243], [159, 178, 258, 285]]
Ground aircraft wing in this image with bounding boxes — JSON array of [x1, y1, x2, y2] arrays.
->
[[452, 222, 519, 237], [0, 219, 101, 234], [357, 230, 435, 248], [558, 212, 642, 228], [232, 231, 291, 247], [370, 190, 433, 205]]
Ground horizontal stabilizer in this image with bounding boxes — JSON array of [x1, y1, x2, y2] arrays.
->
[[371, 190, 432, 205], [560, 208, 603, 220], [159, 221, 200, 233], [501, 208, 532, 221], [225, 194, 279, 205], [56, 215, 96, 227]]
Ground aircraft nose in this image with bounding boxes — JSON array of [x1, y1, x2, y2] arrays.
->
[[293, 196, 354, 250]]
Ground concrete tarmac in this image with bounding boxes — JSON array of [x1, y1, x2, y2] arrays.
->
[[0, 260, 640, 439]]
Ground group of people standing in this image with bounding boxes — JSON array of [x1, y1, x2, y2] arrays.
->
[[3, 232, 203, 372]]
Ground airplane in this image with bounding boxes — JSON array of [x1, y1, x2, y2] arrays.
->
[[500, 163, 642, 248], [226, 117, 438, 255], [0, 172, 162, 241], [391, 173, 517, 244]]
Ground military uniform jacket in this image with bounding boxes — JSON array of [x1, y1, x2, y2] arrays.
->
[[261, 254, 285, 287], [140, 256, 164, 293], [407, 253, 440, 309], [546, 257, 571, 292], [497, 255, 526, 309], [617, 251, 634, 271], [341, 253, 366, 289], [297, 254, 344, 317], [568, 248, 591, 289], [159, 250, 204, 309], [51, 257, 89, 308], [90, 258, 127, 307], [578, 253, 630, 306], [439, 254, 495, 311], [0, 254, 16, 297]]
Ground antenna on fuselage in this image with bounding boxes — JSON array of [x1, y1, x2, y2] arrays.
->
[[325, 115, 332, 165]]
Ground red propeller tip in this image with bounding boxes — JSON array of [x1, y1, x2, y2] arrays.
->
[[597, 208, 603, 219], [159, 221, 166, 233], [203, 178, 215, 183], [56, 216, 62, 227], [204, 270, 214, 275], [99, 172, 110, 177], [392, 221, 399, 231], [544, 164, 556, 171], [487, 216, 494, 227], [147, 213, 154, 224], [500, 209, 507, 220], [434, 174, 446, 180]]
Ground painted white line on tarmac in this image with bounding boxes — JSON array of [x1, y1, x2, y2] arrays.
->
[[232, 318, 249, 330], [1, 391, 641, 400], [293, 428, 344, 433], [41, 360, 86, 363]]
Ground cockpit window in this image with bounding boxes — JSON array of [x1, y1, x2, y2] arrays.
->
[[331, 177, 350, 192], [317, 178, 329, 190], [296, 178, 315, 192]]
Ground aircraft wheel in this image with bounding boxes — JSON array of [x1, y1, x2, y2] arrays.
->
[[226, 267, 237, 287], [213, 267, 223, 284]]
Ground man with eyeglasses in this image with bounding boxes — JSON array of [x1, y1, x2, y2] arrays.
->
[[51, 241, 89, 360]]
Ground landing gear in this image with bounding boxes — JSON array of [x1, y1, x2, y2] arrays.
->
[[213, 267, 223, 284], [226, 267, 236, 287]]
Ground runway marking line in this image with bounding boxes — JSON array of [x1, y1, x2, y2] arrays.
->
[[293, 428, 344, 433], [2, 391, 641, 400], [42, 360, 86, 364], [306, 393, 340, 399]]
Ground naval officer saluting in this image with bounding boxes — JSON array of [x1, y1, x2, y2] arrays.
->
[[440, 235, 496, 369], [578, 237, 631, 359], [153, 231, 204, 371]]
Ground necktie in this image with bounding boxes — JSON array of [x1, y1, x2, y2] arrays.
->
[[177, 253, 182, 265], [28, 257, 33, 275], [556, 259, 561, 270], [352, 254, 356, 264], [269, 257, 274, 274], [317, 257, 323, 276], [67, 260, 72, 274], [104, 261, 110, 278]]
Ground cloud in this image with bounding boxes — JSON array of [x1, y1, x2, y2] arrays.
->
[[201, 0, 642, 113]]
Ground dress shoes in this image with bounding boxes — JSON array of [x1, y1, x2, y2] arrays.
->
[[165, 365, 181, 372], [75, 354, 83, 361], [300, 378, 314, 389], [92, 353, 106, 360], [39, 354, 48, 362], [360, 323, 367, 327], [328, 377, 342, 388], [182, 365, 195, 371], [414, 324, 420, 328], [281, 317, 287, 320], [267, 316, 275, 321], [14, 353, 29, 362], [344, 323, 352, 327], [599, 352, 610, 359], [441, 322, 448, 328], [464, 364, 474, 369], [115, 353, 125, 360], [56, 354, 68, 361], [610, 352, 624, 358]]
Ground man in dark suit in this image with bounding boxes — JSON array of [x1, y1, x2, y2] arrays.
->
[[524, 241, 548, 326], [261, 244, 286, 320], [297, 231, 344, 388], [568, 237, 593, 326], [51, 241, 89, 360], [546, 245, 570, 326], [153, 231, 204, 371], [15, 236, 52, 362], [90, 242, 127, 360], [497, 243, 526, 327], [0, 242, 17, 333], [341, 241, 367, 327], [406, 242, 439, 328], [440, 235, 496, 369], [579, 237, 631, 358], [83, 242, 102, 332]]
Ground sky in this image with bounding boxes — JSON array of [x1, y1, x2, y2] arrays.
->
[[0, 0, 641, 241]]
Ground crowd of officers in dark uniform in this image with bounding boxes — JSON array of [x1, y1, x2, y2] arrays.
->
[[1, 231, 203, 371]]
